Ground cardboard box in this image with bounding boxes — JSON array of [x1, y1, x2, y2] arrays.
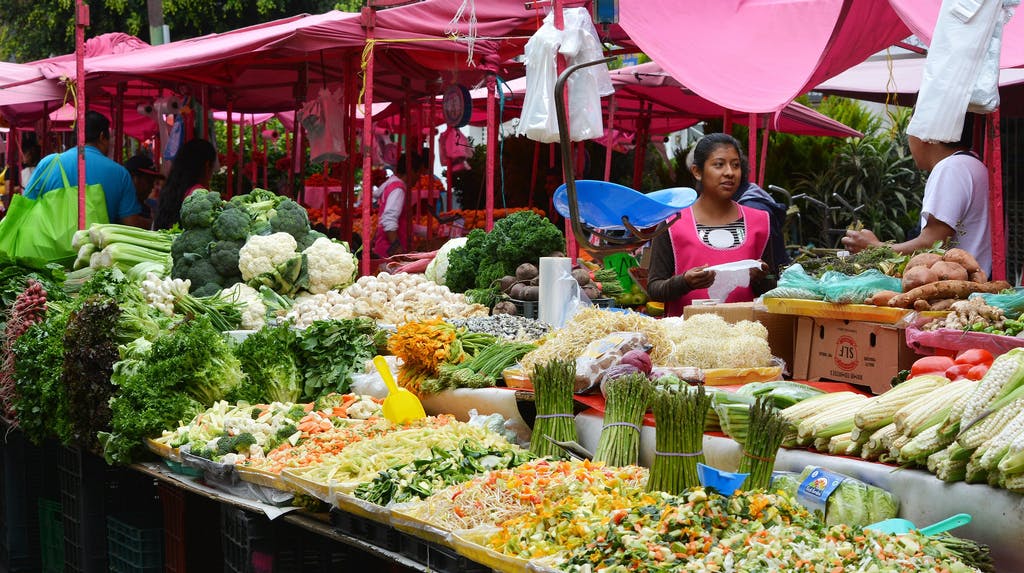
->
[[682, 302, 795, 372], [792, 316, 917, 394]]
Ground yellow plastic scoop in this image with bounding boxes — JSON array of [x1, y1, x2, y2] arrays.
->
[[373, 355, 425, 424]]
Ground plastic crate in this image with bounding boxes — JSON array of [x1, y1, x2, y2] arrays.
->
[[398, 534, 488, 573], [107, 514, 163, 573], [0, 430, 45, 571], [221, 505, 275, 573], [273, 523, 348, 573], [59, 446, 157, 573], [157, 483, 186, 573], [330, 508, 400, 551], [38, 498, 63, 573]]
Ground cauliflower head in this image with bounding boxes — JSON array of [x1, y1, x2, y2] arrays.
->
[[302, 237, 358, 294], [238, 232, 298, 281], [221, 283, 267, 330]]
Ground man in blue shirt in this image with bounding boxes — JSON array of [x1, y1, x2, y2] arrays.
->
[[23, 111, 145, 227]]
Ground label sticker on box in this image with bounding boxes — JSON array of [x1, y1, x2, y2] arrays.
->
[[797, 467, 846, 515], [834, 335, 859, 371]]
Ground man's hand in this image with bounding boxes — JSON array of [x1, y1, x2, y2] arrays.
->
[[841, 229, 881, 253], [683, 265, 716, 290]]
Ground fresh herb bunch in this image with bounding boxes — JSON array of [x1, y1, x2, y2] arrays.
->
[[62, 296, 122, 451], [796, 245, 906, 278], [297, 318, 380, 400], [593, 373, 652, 467], [738, 396, 787, 491], [445, 211, 564, 293], [233, 323, 303, 404], [529, 359, 578, 459], [647, 384, 712, 494], [11, 310, 72, 444]]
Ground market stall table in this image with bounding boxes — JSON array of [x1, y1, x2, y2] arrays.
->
[[576, 410, 1024, 572]]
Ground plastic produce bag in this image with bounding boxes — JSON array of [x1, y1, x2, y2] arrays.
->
[[300, 87, 347, 164], [818, 269, 902, 304], [772, 466, 899, 527], [574, 331, 649, 394], [517, 7, 613, 143], [761, 264, 823, 300], [972, 289, 1024, 318], [705, 259, 761, 301], [0, 161, 108, 267], [905, 313, 1024, 357]]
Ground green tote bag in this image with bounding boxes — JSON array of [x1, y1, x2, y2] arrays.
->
[[0, 158, 109, 267]]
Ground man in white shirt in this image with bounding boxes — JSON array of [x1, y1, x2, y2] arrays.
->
[[842, 114, 991, 274]]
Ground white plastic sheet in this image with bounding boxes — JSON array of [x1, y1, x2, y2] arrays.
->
[[517, 8, 613, 143], [908, 0, 1019, 142], [705, 259, 762, 302]]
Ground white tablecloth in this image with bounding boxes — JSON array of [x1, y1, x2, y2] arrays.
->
[[577, 411, 1024, 572]]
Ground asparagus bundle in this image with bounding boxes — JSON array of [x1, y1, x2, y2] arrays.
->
[[529, 359, 579, 459], [738, 396, 787, 490], [647, 384, 712, 494], [593, 373, 652, 467]]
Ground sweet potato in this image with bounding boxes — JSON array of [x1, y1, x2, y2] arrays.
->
[[906, 253, 942, 271], [930, 261, 968, 282], [902, 266, 938, 291], [969, 270, 988, 283], [867, 290, 899, 306], [942, 248, 982, 275], [888, 280, 1012, 308], [928, 298, 958, 311], [913, 299, 932, 311]]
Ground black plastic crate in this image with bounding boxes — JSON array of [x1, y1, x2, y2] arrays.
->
[[221, 505, 275, 573], [330, 508, 400, 551], [273, 524, 348, 573], [398, 534, 488, 573], [59, 446, 157, 573], [38, 498, 63, 573], [0, 430, 45, 572], [107, 514, 163, 573]]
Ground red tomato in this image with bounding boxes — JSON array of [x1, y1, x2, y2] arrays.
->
[[944, 364, 974, 381], [955, 349, 995, 367], [911, 356, 956, 378], [966, 363, 990, 381]]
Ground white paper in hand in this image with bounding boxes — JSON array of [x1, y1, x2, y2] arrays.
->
[[705, 259, 762, 301]]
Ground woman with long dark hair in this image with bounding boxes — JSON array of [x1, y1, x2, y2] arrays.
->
[[647, 133, 770, 316], [154, 138, 217, 230]]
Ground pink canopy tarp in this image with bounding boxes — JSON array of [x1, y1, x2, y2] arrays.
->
[[890, 0, 1024, 69], [618, 0, 911, 114], [0, 62, 64, 107]]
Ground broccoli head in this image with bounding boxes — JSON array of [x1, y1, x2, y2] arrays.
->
[[172, 228, 215, 262], [179, 189, 224, 229], [269, 199, 311, 241], [212, 207, 252, 242], [209, 240, 244, 278], [216, 432, 257, 456], [297, 230, 327, 251]]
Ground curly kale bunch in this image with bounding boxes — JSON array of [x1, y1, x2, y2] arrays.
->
[[445, 211, 564, 293]]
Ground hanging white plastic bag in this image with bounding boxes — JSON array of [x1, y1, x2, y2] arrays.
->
[[704, 259, 762, 302], [907, 0, 1017, 142], [517, 7, 613, 143], [300, 87, 347, 164]]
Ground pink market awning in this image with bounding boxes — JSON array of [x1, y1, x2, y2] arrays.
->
[[618, 0, 911, 113], [0, 62, 64, 107]]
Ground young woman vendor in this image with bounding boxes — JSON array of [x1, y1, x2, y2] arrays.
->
[[647, 133, 770, 316]]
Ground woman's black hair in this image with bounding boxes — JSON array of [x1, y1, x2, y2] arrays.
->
[[690, 133, 749, 191], [154, 138, 217, 230]]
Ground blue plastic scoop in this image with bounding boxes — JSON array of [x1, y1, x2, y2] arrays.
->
[[553, 181, 697, 230], [865, 513, 972, 536], [696, 463, 749, 496]]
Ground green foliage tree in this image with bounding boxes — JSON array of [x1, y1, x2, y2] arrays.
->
[[0, 0, 362, 62]]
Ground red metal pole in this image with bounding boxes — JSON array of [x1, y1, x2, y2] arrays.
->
[[75, 0, 88, 229], [747, 113, 757, 185], [250, 115, 258, 185], [987, 110, 1006, 281], [201, 86, 209, 140], [529, 140, 540, 209], [342, 54, 357, 244], [485, 73, 497, 231], [226, 102, 234, 197], [758, 115, 769, 188], [360, 7, 376, 275], [427, 95, 437, 240], [115, 82, 125, 163], [723, 109, 733, 136]]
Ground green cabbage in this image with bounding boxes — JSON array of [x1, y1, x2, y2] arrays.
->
[[773, 465, 899, 527]]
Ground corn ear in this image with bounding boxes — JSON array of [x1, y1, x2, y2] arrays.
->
[[942, 348, 1024, 440], [996, 426, 1024, 477], [897, 425, 950, 466], [965, 451, 989, 484], [853, 375, 949, 434], [861, 423, 899, 461], [813, 435, 832, 452], [958, 399, 1024, 450], [882, 434, 912, 464], [894, 380, 979, 437], [796, 395, 868, 443], [975, 411, 1024, 473], [779, 391, 864, 424], [927, 445, 951, 474]]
